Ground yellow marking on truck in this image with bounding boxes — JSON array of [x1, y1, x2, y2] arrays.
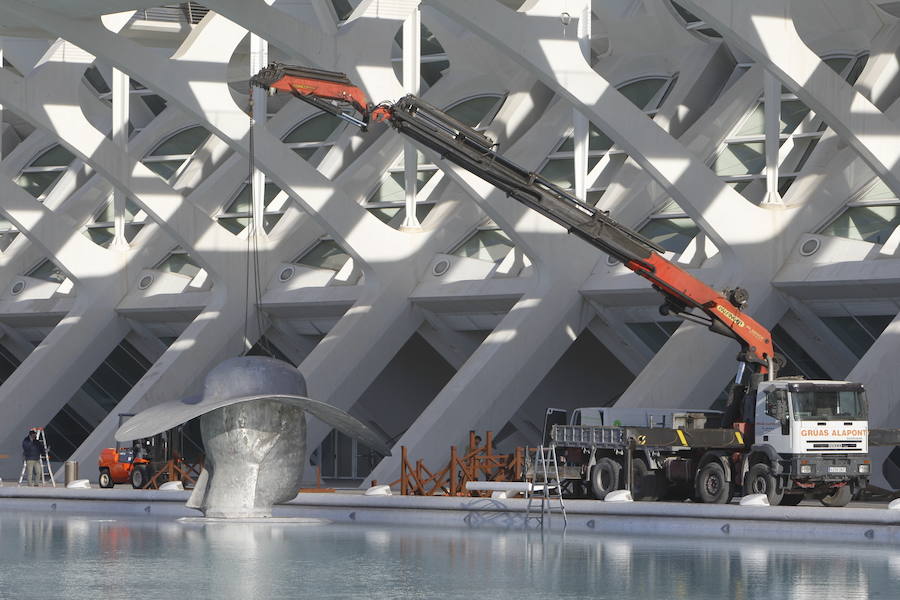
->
[[676, 430, 688, 446], [637, 435, 647, 445], [735, 431, 744, 445]]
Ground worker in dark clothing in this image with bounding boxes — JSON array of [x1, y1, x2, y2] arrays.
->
[[22, 430, 44, 486]]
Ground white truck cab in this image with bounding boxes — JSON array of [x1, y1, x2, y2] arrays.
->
[[753, 379, 871, 483]]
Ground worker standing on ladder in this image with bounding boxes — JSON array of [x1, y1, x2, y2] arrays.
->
[[21, 429, 44, 486]]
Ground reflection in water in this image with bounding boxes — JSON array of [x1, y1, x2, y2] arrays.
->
[[0, 510, 897, 599]]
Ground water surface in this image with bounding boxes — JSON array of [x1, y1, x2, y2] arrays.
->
[[0, 510, 896, 599]]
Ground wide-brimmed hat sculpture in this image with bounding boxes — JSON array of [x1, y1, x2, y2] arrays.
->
[[116, 356, 390, 518]]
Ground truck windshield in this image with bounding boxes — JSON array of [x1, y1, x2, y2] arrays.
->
[[790, 390, 867, 421]]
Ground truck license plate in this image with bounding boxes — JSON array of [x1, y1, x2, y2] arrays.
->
[[828, 466, 847, 473]]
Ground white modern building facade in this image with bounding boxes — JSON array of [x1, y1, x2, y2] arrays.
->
[[1, 0, 900, 490]]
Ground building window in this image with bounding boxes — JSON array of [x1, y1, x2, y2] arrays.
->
[[15, 145, 76, 200], [626, 321, 680, 353], [44, 339, 153, 461], [142, 126, 211, 181], [283, 112, 345, 163], [317, 429, 380, 480], [26, 259, 66, 283], [155, 248, 202, 279], [0, 218, 18, 253], [84, 198, 146, 247], [295, 238, 351, 272], [540, 76, 676, 205], [451, 221, 514, 263], [392, 22, 449, 90], [820, 179, 900, 245], [365, 96, 504, 230], [711, 54, 868, 203], [217, 182, 286, 235], [444, 95, 505, 129], [669, 1, 722, 38], [820, 313, 893, 359]]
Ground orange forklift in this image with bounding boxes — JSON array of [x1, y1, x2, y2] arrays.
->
[[98, 414, 192, 489]]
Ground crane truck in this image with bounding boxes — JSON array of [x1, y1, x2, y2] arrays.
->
[[250, 63, 878, 507]]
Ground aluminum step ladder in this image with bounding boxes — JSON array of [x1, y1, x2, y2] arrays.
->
[[525, 446, 567, 529], [18, 428, 55, 487]]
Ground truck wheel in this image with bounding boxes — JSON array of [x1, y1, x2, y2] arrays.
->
[[779, 493, 804, 506], [695, 461, 731, 504], [131, 467, 147, 489], [591, 458, 621, 500], [631, 459, 660, 502], [744, 463, 784, 506], [820, 485, 852, 507], [98, 469, 113, 489]]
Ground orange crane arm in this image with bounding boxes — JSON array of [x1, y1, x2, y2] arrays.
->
[[251, 63, 776, 374]]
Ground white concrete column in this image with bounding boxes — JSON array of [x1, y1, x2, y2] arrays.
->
[[250, 32, 268, 239], [401, 7, 422, 231], [573, 1, 590, 202], [111, 67, 130, 248], [762, 69, 781, 205]]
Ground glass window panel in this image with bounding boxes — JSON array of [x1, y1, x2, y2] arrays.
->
[[149, 126, 210, 156], [444, 96, 502, 128], [824, 57, 851, 76], [28, 259, 65, 283], [778, 177, 796, 197], [143, 160, 184, 180], [296, 239, 351, 271], [293, 147, 318, 161], [771, 325, 829, 380], [30, 145, 75, 168], [84, 66, 110, 94], [713, 142, 765, 176], [369, 206, 402, 224], [858, 179, 897, 203], [331, 0, 354, 20], [284, 113, 343, 144], [95, 198, 142, 223], [0, 231, 19, 253], [156, 252, 201, 278], [320, 431, 335, 478], [422, 59, 450, 87], [15, 171, 63, 198], [821, 316, 876, 359], [586, 190, 605, 206], [370, 170, 434, 204], [672, 2, 700, 23], [218, 216, 249, 234], [452, 229, 514, 263], [734, 103, 764, 137], [420, 24, 445, 55], [780, 100, 811, 134], [846, 55, 867, 85], [540, 159, 575, 189], [639, 217, 699, 254], [626, 322, 672, 353], [558, 125, 614, 153], [820, 205, 900, 244], [656, 198, 684, 214], [85, 226, 115, 247], [141, 94, 167, 116], [857, 315, 893, 339], [337, 432, 353, 478], [618, 78, 666, 111]]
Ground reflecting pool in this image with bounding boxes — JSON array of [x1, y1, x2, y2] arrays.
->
[[1, 510, 898, 599]]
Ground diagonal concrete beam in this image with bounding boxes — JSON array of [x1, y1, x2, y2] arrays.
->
[[681, 0, 900, 199]]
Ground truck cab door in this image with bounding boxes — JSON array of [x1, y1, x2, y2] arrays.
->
[[757, 389, 791, 453]]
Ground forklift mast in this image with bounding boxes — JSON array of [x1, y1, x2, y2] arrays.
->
[[250, 63, 776, 381]]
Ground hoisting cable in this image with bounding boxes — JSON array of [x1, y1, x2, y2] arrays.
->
[[244, 87, 271, 356]]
